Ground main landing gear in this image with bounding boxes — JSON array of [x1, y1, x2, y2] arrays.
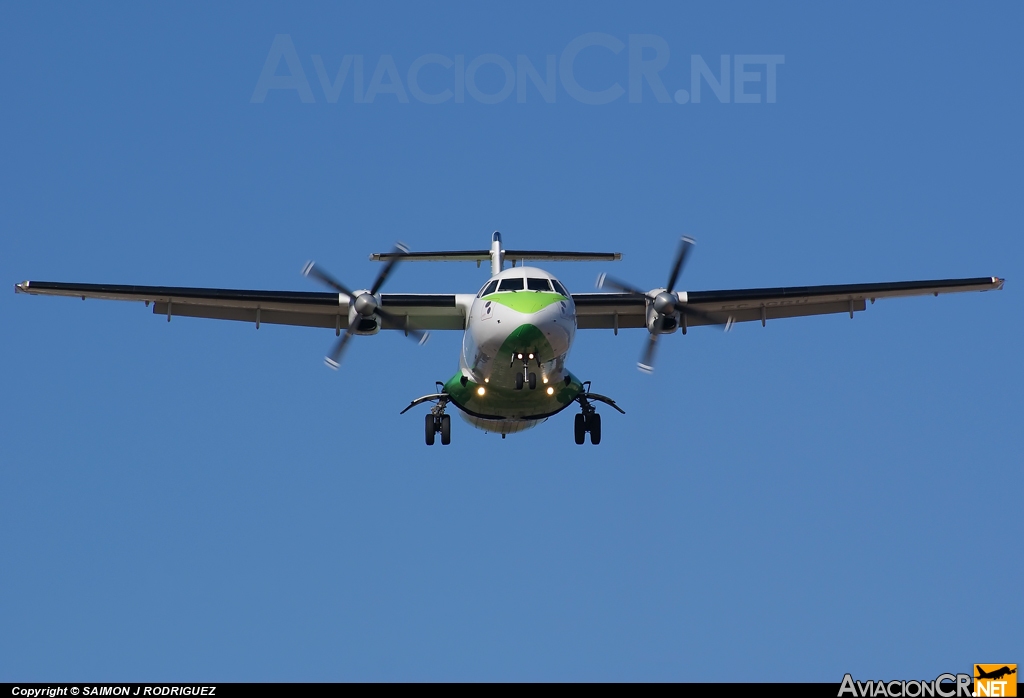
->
[[574, 412, 601, 445], [401, 385, 453, 446], [512, 351, 539, 390], [573, 382, 625, 446], [425, 412, 451, 446]]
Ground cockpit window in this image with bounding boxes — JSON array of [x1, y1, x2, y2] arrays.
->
[[551, 280, 568, 296], [497, 277, 525, 291], [526, 278, 552, 292], [479, 280, 499, 297]]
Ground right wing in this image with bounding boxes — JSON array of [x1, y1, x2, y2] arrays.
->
[[572, 277, 1004, 329], [15, 281, 469, 331]]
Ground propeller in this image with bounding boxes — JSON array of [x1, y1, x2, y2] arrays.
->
[[596, 236, 733, 373], [302, 243, 429, 369]]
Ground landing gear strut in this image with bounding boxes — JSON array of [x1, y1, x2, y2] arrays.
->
[[572, 381, 624, 446], [513, 351, 539, 390], [402, 386, 452, 446]]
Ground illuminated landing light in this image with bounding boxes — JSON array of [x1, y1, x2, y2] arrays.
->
[[484, 377, 489, 383], [477, 386, 486, 396], [528, 353, 534, 360], [542, 377, 548, 384], [546, 386, 554, 395], [517, 353, 523, 359]]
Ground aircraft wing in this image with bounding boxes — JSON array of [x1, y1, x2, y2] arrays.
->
[[14, 281, 469, 331], [572, 276, 1004, 329]]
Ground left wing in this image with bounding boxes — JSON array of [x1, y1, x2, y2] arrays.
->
[[14, 281, 470, 331], [573, 276, 1004, 329]]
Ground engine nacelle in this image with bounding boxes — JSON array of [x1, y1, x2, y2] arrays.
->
[[348, 290, 381, 335], [646, 305, 678, 334]]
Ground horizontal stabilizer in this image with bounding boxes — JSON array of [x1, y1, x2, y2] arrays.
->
[[370, 250, 621, 262]]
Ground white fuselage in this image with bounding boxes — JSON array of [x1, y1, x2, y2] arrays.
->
[[443, 266, 583, 434]]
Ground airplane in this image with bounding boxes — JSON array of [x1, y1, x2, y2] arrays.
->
[[15, 232, 1004, 445], [976, 666, 1016, 681]]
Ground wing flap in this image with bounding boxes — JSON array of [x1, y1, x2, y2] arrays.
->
[[151, 302, 340, 329]]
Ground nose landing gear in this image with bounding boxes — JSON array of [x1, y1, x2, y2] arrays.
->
[[512, 351, 540, 390], [572, 382, 624, 445]]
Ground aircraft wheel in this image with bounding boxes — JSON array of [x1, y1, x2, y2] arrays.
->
[[515, 373, 524, 390], [528, 372, 537, 390], [425, 414, 436, 446], [440, 414, 451, 445], [574, 414, 586, 445], [588, 413, 602, 445]]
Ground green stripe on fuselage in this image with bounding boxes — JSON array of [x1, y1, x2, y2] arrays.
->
[[484, 292, 566, 314]]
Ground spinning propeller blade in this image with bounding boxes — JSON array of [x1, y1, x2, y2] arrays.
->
[[638, 327, 660, 374], [665, 236, 695, 293], [324, 322, 358, 370], [596, 236, 732, 373], [303, 243, 428, 369], [369, 242, 409, 295], [302, 261, 355, 298], [596, 273, 649, 297]]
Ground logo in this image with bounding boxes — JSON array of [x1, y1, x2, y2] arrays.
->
[[975, 665, 1017, 697], [839, 673, 971, 697], [251, 34, 785, 106]]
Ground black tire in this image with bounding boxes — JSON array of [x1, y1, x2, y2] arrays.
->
[[425, 414, 436, 446], [574, 414, 586, 445], [515, 373, 524, 390], [440, 414, 451, 445], [589, 413, 602, 445], [528, 372, 537, 390]]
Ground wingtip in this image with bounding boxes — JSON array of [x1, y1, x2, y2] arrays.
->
[[302, 261, 315, 277], [418, 331, 430, 346], [596, 273, 607, 289], [324, 357, 340, 370], [637, 362, 654, 374], [15, 281, 29, 293]]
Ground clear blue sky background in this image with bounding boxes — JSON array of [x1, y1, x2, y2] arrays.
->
[[2, 2, 1020, 682]]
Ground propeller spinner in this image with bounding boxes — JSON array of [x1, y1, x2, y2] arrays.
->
[[597, 236, 732, 373], [302, 243, 429, 369]]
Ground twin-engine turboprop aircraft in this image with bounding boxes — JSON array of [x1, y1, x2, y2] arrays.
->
[[16, 232, 1003, 445]]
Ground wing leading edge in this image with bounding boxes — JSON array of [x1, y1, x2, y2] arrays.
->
[[572, 277, 1004, 329], [14, 281, 468, 331]]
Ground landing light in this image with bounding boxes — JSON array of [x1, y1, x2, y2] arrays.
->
[[542, 377, 548, 384], [528, 353, 534, 360], [517, 353, 523, 359], [477, 386, 486, 396], [484, 377, 489, 383], [546, 387, 554, 395]]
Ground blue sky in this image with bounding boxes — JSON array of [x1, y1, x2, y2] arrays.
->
[[1, 2, 1020, 682]]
